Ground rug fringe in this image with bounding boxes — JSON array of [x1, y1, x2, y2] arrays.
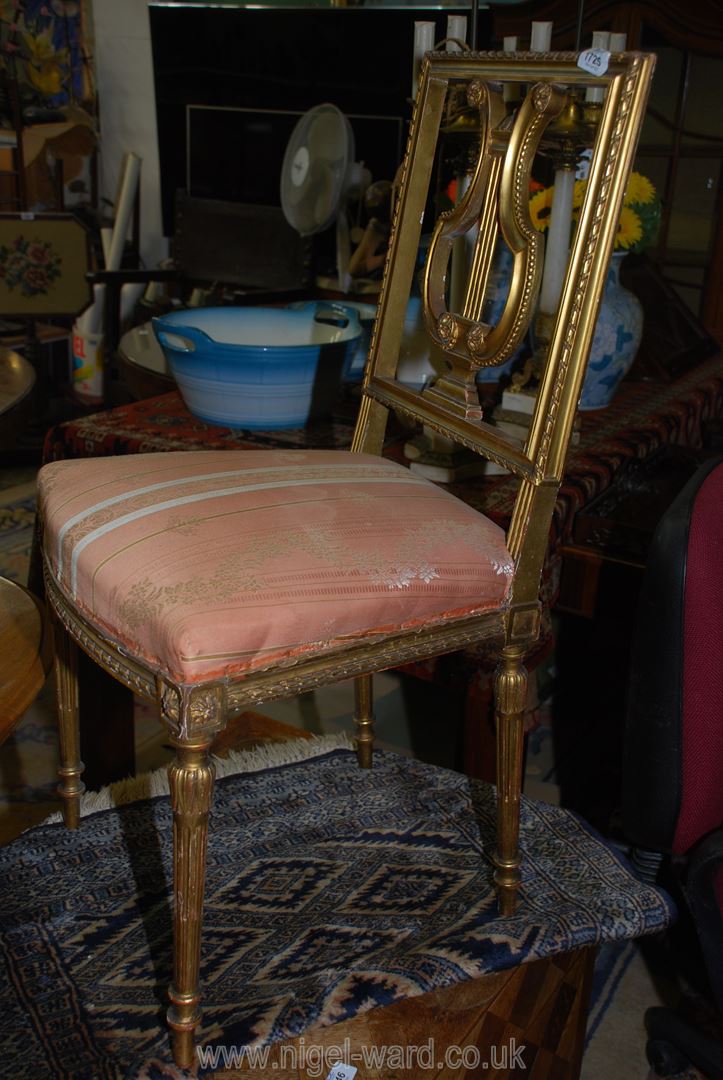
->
[[42, 732, 354, 823]]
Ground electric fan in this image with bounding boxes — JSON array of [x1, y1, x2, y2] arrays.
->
[[280, 103, 369, 293]]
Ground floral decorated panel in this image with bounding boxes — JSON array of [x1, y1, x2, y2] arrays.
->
[[0, 214, 91, 315]]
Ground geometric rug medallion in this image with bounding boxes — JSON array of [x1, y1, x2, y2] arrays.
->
[[0, 744, 674, 1078]]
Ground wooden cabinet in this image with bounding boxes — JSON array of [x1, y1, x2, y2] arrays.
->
[[492, 0, 723, 341]]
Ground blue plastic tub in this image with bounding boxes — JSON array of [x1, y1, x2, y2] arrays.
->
[[152, 303, 361, 429], [286, 300, 376, 383]]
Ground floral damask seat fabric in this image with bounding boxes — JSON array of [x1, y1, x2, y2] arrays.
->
[[38, 449, 514, 685]]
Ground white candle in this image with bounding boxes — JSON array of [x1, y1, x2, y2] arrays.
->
[[585, 31, 611, 104], [539, 167, 575, 316], [609, 32, 627, 51], [530, 21, 552, 51], [412, 22, 435, 100], [446, 15, 467, 52], [503, 36, 519, 103]]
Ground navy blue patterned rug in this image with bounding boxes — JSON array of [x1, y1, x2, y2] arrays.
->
[[0, 745, 673, 1079], [0, 479, 36, 583]]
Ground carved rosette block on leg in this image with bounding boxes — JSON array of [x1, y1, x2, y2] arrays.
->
[[353, 673, 375, 768], [167, 737, 216, 1069], [493, 646, 528, 917], [53, 621, 85, 830]]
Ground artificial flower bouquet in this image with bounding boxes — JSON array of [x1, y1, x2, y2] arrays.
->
[[530, 171, 661, 252]]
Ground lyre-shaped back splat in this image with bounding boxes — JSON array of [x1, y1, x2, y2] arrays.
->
[[422, 81, 566, 421]]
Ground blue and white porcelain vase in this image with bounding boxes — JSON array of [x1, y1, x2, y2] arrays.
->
[[580, 252, 643, 410]]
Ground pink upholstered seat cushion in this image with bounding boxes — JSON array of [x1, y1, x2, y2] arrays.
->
[[39, 450, 513, 684]]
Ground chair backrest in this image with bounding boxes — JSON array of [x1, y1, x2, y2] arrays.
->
[[624, 456, 723, 858], [353, 51, 656, 638]]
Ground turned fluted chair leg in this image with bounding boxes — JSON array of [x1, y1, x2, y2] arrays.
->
[[53, 621, 85, 829], [493, 646, 527, 917], [167, 737, 215, 1069], [354, 673, 375, 768]]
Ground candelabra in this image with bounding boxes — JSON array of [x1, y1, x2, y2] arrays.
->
[[513, 29, 628, 395]]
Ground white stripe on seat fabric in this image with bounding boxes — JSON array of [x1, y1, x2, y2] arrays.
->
[[55, 461, 405, 569], [66, 473, 433, 592]]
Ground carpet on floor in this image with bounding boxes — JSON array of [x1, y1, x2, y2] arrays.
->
[[0, 479, 36, 583], [0, 737, 674, 1079]]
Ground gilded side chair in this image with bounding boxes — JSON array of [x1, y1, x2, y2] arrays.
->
[[38, 52, 655, 1068]]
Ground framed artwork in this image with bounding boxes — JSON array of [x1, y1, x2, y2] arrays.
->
[[0, 211, 91, 316], [0, 0, 93, 108]]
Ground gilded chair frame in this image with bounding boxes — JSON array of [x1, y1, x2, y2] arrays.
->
[[44, 51, 655, 1069]]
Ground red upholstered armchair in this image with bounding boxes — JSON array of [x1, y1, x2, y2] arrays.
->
[[622, 456, 723, 1078]]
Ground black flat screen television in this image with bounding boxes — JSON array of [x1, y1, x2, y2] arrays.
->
[[149, 3, 491, 236]]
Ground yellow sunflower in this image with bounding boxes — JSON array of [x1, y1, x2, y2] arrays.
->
[[624, 172, 656, 207], [530, 186, 554, 232], [615, 206, 643, 250]]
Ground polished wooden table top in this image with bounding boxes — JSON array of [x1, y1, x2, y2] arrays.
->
[[0, 347, 35, 451], [0, 347, 34, 419], [0, 578, 51, 746]]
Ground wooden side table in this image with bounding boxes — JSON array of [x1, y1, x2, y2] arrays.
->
[[221, 949, 594, 1079], [0, 348, 35, 450], [557, 445, 722, 618], [0, 578, 52, 746]]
